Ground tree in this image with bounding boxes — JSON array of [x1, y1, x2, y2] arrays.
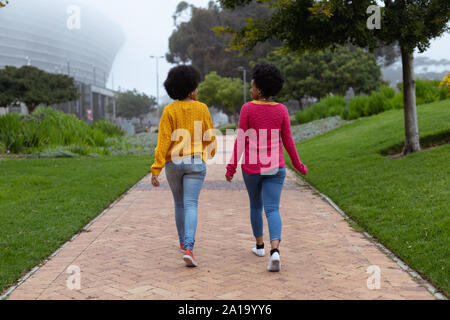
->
[[170, 1, 399, 77], [219, 0, 450, 155], [0, 1, 8, 8], [172, 1, 193, 26], [0, 66, 79, 113], [198, 71, 246, 124], [260, 45, 383, 105], [0, 67, 23, 108], [167, 0, 278, 77], [114, 89, 157, 122], [198, 72, 223, 106], [169, 1, 399, 78], [217, 77, 245, 125], [48, 73, 79, 106], [373, 42, 400, 67]]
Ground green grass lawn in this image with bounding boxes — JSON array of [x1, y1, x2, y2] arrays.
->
[[287, 99, 450, 296], [0, 155, 152, 294]]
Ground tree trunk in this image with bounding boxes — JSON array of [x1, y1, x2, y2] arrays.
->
[[27, 104, 36, 115], [400, 47, 421, 155]]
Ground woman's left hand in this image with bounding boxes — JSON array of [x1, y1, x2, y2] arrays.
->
[[151, 175, 160, 187], [299, 163, 308, 175], [225, 174, 233, 182]]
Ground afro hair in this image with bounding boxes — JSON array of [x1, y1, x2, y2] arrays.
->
[[252, 63, 284, 98], [164, 65, 201, 100]]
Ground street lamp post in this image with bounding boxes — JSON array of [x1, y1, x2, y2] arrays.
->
[[112, 73, 117, 122], [150, 55, 164, 121], [237, 66, 247, 105]]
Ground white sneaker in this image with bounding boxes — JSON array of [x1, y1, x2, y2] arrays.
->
[[252, 246, 265, 257], [267, 252, 281, 272]]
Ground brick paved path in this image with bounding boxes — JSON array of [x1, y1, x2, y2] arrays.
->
[[7, 136, 434, 300]]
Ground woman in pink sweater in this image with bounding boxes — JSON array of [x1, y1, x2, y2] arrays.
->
[[225, 63, 307, 272]]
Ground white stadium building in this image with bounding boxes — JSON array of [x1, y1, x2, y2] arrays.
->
[[0, 0, 125, 121]]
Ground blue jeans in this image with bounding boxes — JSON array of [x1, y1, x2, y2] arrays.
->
[[165, 156, 206, 250], [242, 167, 286, 242]]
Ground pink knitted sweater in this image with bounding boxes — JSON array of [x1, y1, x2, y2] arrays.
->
[[226, 101, 307, 176]]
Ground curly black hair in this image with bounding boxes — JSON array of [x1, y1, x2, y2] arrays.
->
[[164, 65, 201, 100], [252, 63, 284, 98]]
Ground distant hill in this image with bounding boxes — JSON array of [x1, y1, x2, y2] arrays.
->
[[382, 56, 450, 88]]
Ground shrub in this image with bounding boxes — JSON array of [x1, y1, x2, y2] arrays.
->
[[377, 85, 396, 99], [341, 80, 448, 121], [321, 95, 346, 112], [69, 144, 90, 156], [218, 123, 237, 135], [0, 107, 123, 155], [0, 141, 6, 154], [440, 72, 450, 95], [342, 88, 397, 120], [31, 107, 97, 147], [438, 87, 449, 100], [416, 80, 442, 104], [295, 110, 314, 124], [295, 95, 345, 124], [91, 129, 108, 147], [365, 92, 394, 116], [397, 79, 446, 105], [391, 93, 404, 109], [92, 119, 125, 137], [0, 113, 23, 153], [341, 96, 370, 120]]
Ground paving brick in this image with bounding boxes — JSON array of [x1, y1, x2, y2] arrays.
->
[[6, 136, 434, 300]]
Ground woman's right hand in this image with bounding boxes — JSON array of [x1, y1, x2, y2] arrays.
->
[[225, 174, 233, 182]]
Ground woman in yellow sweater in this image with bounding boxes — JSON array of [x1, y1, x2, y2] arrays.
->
[[151, 65, 216, 267]]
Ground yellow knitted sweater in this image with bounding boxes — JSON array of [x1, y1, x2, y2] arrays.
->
[[151, 100, 217, 176]]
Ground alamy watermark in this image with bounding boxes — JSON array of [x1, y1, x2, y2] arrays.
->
[[67, 5, 81, 30], [166, 123, 281, 175], [367, 5, 381, 30], [366, 265, 381, 290], [66, 265, 81, 290]]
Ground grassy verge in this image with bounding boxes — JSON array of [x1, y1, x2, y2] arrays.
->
[[286, 99, 450, 296], [0, 155, 153, 294]]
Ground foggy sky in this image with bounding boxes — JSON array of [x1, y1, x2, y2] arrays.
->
[[76, 0, 211, 101], [77, 0, 449, 100]]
